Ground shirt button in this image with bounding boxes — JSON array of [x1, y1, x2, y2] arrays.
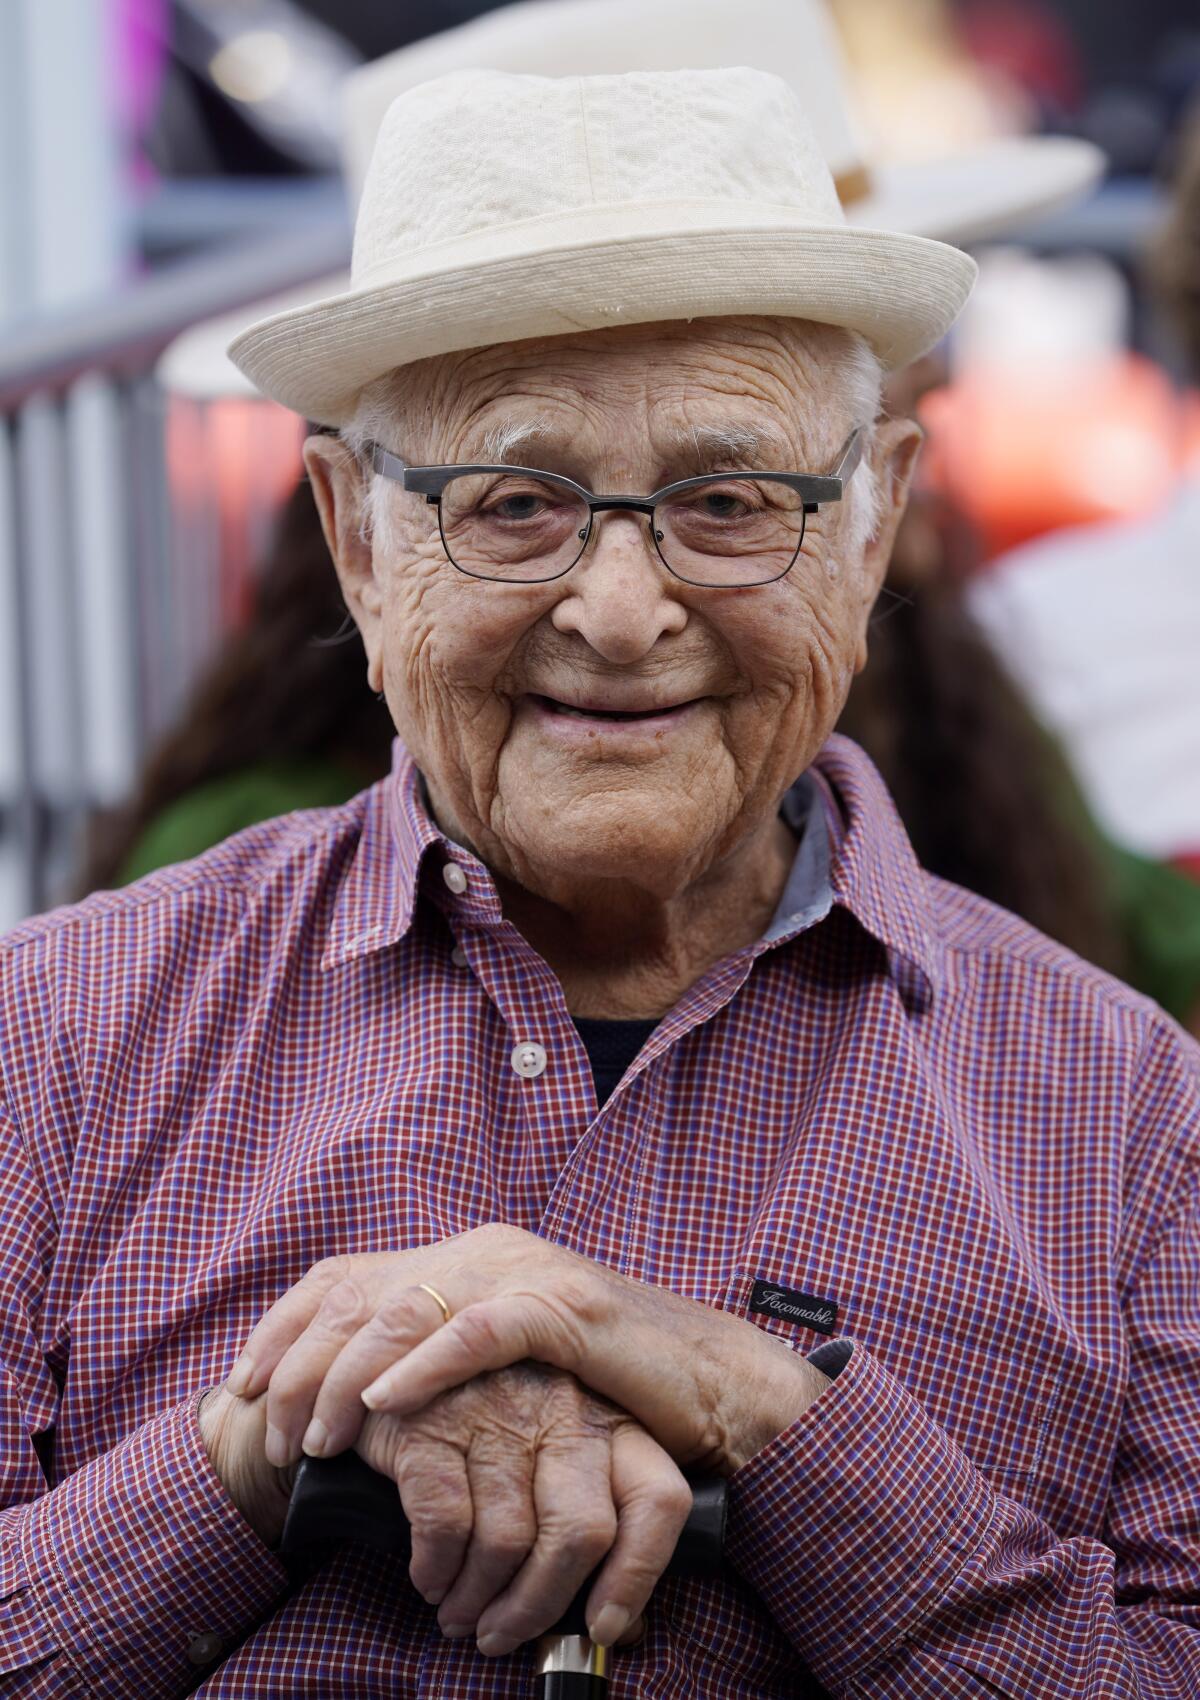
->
[[510, 1041, 548, 1079], [450, 944, 468, 968], [186, 1632, 223, 1665], [442, 863, 469, 895]]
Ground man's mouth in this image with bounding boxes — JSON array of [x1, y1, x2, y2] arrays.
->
[[531, 694, 697, 723]]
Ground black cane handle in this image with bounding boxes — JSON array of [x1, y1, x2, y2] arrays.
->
[[280, 1453, 727, 1696], [281, 1451, 727, 1578]]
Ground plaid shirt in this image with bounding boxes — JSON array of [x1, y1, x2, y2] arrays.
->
[[1, 735, 1197, 1698]]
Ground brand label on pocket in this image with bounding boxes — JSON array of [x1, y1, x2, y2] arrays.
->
[[749, 1279, 838, 1335]]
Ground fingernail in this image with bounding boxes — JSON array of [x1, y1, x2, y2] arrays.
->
[[589, 1604, 630, 1647], [439, 1621, 472, 1639], [301, 1419, 328, 1457], [476, 1631, 517, 1657], [264, 1423, 290, 1467], [361, 1378, 389, 1410], [225, 1356, 254, 1397]]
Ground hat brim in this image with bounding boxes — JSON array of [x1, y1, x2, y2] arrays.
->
[[228, 220, 975, 425], [847, 136, 1105, 246]]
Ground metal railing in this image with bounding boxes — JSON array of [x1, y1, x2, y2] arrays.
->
[[0, 222, 349, 926]]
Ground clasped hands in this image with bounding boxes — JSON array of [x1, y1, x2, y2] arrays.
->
[[220, 1223, 828, 1655]]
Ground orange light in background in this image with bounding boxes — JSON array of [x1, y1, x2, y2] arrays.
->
[[918, 355, 1200, 562]]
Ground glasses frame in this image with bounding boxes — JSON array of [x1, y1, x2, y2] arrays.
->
[[367, 428, 863, 587]]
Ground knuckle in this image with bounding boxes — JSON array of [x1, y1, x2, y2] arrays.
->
[[455, 1304, 500, 1354], [373, 1290, 424, 1338], [307, 1255, 353, 1289], [652, 1472, 694, 1526], [476, 1529, 533, 1571], [492, 1603, 545, 1643], [410, 1504, 472, 1547], [315, 1278, 371, 1330], [558, 1513, 617, 1567], [265, 1355, 311, 1402]]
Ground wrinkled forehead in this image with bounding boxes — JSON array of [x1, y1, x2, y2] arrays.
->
[[383, 315, 861, 465]]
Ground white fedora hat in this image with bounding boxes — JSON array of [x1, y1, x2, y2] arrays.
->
[[229, 64, 976, 424]]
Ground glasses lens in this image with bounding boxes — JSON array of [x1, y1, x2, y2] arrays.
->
[[655, 478, 806, 585], [439, 472, 589, 581]]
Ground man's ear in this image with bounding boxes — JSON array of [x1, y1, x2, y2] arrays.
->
[[852, 416, 923, 674], [303, 435, 384, 692]]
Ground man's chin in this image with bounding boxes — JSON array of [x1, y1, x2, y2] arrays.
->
[[497, 785, 728, 898]]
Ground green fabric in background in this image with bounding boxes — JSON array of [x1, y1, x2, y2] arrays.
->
[[118, 759, 364, 886], [1106, 844, 1200, 1028]]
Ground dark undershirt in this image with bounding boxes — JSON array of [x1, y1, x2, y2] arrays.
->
[[572, 1016, 660, 1107]]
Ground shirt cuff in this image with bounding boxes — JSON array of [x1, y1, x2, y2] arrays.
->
[[726, 1338, 995, 1692], [20, 1389, 291, 1698]]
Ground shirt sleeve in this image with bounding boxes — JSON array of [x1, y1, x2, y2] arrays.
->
[[726, 1041, 1200, 1697], [0, 1100, 291, 1698]]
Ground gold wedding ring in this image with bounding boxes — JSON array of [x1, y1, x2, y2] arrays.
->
[[417, 1282, 452, 1325]]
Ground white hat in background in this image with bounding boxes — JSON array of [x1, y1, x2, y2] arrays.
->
[[340, 0, 1102, 243], [162, 0, 1102, 406]]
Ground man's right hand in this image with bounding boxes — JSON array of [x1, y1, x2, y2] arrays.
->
[[202, 1361, 689, 1655]]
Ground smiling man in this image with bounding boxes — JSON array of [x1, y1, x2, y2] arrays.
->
[[1, 66, 1198, 1700]]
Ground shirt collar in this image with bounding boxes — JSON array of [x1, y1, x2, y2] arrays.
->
[[814, 733, 942, 1007], [322, 732, 942, 1006]]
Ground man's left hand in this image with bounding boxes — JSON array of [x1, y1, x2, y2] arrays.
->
[[227, 1224, 830, 1474]]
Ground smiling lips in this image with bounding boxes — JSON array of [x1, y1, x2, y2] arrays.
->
[[532, 693, 698, 723]]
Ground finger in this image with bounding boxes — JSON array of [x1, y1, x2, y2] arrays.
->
[[362, 1294, 567, 1415], [302, 1285, 449, 1458], [583, 1424, 691, 1646], [262, 1274, 384, 1464], [433, 1436, 538, 1641], [392, 1436, 474, 1607], [473, 1425, 617, 1657], [227, 1257, 362, 1400]]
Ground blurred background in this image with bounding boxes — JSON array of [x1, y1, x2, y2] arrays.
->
[[2, 0, 1199, 1029]]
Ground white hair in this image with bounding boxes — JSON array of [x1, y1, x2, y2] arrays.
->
[[340, 326, 885, 559]]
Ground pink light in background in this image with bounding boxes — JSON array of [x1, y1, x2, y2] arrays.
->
[[165, 396, 305, 631]]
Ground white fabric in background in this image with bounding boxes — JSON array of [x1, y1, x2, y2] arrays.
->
[[968, 480, 1200, 860]]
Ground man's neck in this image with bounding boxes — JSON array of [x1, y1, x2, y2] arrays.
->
[[491, 812, 799, 1019]]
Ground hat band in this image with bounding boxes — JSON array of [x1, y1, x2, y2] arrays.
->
[[350, 194, 850, 293]]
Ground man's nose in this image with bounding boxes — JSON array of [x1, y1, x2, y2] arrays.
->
[[549, 513, 688, 662]]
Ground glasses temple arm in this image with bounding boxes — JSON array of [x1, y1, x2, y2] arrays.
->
[[832, 427, 865, 488]]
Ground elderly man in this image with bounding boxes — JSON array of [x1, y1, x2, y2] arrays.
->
[[1, 66, 1197, 1699]]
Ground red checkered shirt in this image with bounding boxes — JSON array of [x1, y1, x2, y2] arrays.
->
[[0, 735, 1198, 1698]]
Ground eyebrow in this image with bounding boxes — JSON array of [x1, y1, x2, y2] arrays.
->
[[475, 418, 554, 464], [666, 421, 796, 472], [464, 416, 798, 476]]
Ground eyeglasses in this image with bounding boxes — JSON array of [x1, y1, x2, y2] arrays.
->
[[367, 430, 863, 588]]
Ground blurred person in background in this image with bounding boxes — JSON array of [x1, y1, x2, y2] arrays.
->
[[968, 102, 1200, 883]]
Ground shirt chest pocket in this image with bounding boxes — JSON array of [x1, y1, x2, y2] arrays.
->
[[724, 1244, 1078, 1494]]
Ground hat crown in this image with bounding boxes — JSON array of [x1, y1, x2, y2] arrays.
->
[[352, 66, 843, 284]]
